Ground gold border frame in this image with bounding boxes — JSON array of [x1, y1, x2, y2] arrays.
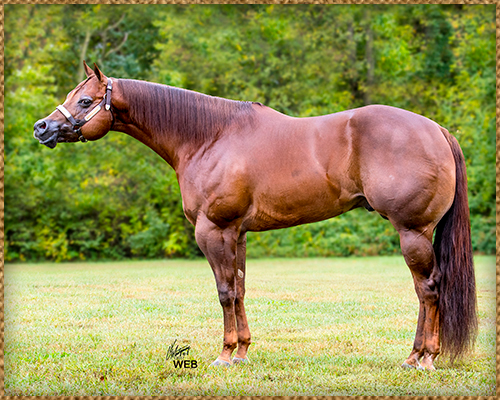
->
[[0, 2, 497, 399]]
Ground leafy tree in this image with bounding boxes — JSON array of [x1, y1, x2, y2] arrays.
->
[[5, 4, 495, 262]]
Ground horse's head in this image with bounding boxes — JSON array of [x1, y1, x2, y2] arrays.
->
[[34, 62, 114, 148]]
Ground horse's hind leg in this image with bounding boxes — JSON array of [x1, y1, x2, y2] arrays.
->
[[398, 227, 441, 370]]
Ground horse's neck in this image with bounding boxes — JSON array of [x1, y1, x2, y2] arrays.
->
[[111, 78, 257, 171], [110, 79, 193, 169], [115, 121, 183, 168]]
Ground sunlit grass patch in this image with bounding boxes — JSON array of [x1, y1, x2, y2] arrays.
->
[[5, 256, 496, 395]]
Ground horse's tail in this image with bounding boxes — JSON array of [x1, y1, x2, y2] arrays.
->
[[433, 127, 477, 361]]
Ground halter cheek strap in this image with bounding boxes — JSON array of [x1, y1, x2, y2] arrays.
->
[[56, 78, 113, 142]]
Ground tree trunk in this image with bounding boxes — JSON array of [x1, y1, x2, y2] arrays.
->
[[77, 27, 92, 82], [364, 12, 374, 105]]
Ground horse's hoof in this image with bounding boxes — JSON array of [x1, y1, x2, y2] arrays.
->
[[232, 356, 250, 364], [401, 361, 422, 370], [420, 355, 437, 370], [210, 358, 232, 367]]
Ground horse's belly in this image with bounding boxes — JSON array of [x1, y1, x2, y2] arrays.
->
[[243, 175, 353, 232]]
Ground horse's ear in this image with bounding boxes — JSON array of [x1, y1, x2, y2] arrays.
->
[[93, 63, 103, 82], [83, 61, 94, 78]]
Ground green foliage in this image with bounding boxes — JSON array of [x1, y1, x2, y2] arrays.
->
[[247, 210, 400, 258], [5, 5, 495, 262]]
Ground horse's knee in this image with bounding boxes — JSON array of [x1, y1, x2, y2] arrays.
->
[[218, 287, 236, 308]]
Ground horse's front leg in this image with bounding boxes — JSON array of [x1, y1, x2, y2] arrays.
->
[[233, 233, 251, 363], [195, 213, 240, 366]]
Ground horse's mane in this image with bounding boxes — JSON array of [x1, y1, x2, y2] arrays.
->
[[119, 79, 256, 143]]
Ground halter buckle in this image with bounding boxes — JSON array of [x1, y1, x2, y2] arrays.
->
[[76, 128, 88, 142]]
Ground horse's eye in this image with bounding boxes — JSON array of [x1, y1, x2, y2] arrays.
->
[[79, 98, 93, 108]]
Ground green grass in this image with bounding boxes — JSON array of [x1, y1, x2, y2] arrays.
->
[[4, 256, 496, 396]]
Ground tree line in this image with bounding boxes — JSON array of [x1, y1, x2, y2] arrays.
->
[[5, 4, 495, 262]]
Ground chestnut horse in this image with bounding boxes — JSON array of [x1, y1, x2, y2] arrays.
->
[[34, 63, 477, 370]]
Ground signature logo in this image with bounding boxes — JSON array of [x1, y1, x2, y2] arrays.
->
[[166, 339, 191, 360], [166, 339, 198, 368]]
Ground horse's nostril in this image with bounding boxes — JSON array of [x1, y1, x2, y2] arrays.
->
[[35, 119, 47, 133], [34, 120, 48, 136]]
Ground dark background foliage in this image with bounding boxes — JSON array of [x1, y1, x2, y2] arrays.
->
[[5, 4, 495, 262]]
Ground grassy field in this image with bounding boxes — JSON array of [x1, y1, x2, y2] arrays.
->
[[4, 256, 496, 396]]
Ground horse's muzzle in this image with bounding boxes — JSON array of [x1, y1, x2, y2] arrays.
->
[[34, 119, 60, 149]]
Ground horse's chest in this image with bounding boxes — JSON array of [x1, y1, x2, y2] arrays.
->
[[180, 173, 252, 227]]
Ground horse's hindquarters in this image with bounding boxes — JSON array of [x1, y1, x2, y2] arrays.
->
[[349, 106, 456, 231]]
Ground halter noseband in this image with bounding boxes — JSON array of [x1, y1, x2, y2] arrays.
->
[[56, 78, 113, 142]]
